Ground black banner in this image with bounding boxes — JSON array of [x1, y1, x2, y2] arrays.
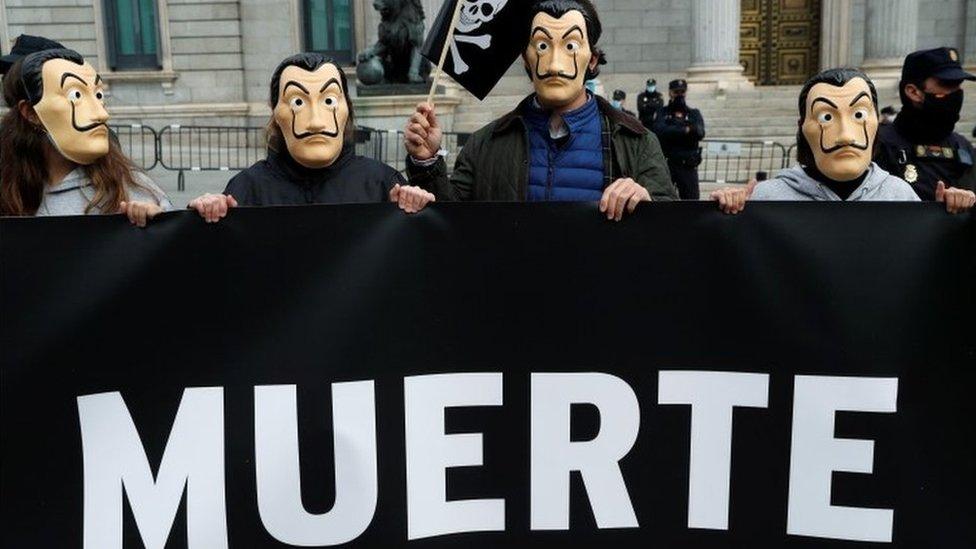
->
[[1, 203, 974, 548]]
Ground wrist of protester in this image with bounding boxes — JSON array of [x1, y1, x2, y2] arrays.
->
[[409, 155, 440, 168], [408, 150, 447, 168]]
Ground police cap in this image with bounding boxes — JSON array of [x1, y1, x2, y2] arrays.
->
[[901, 47, 975, 84]]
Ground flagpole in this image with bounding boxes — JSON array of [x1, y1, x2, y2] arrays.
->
[[426, 0, 465, 107]]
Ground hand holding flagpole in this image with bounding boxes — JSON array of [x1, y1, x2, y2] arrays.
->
[[426, 0, 466, 107]]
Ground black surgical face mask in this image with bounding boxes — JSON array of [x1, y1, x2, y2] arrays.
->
[[899, 89, 964, 142], [670, 95, 687, 111], [922, 89, 964, 123]]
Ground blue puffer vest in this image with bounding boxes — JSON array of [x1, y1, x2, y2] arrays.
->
[[523, 96, 605, 202]]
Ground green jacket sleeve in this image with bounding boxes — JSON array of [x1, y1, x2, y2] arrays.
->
[[636, 132, 679, 201], [405, 134, 481, 201]]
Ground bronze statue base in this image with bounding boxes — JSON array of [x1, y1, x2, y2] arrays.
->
[[356, 83, 443, 97]]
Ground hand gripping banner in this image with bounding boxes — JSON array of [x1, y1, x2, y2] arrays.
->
[[1, 203, 974, 548]]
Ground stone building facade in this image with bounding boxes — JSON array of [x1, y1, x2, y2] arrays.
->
[[1, 0, 974, 135]]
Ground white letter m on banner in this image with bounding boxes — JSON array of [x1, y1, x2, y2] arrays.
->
[[77, 388, 227, 549]]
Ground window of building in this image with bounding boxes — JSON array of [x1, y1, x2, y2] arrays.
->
[[103, 0, 161, 70], [303, 0, 355, 64]]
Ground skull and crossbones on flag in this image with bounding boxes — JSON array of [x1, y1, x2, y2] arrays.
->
[[422, 0, 531, 100], [450, 0, 508, 74]]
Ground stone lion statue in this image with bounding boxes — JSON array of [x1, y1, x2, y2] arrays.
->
[[356, 0, 431, 85]]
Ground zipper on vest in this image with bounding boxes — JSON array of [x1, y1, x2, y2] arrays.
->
[[546, 144, 555, 201]]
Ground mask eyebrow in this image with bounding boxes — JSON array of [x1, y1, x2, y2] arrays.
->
[[60, 72, 88, 88], [319, 78, 342, 93], [94, 75, 103, 86], [283, 80, 311, 96], [532, 26, 554, 39], [848, 91, 870, 106], [562, 25, 584, 39], [811, 97, 839, 109]]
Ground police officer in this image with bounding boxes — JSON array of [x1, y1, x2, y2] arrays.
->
[[636, 78, 664, 129], [652, 79, 705, 199], [611, 89, 636, 118], [875, 47, 976, 200]]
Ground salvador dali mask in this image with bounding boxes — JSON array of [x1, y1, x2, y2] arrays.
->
[[525, 10, 592, 109], [32, 58, 110, 165], [801, 77, 878, 182], [273, 63, 349, 169]]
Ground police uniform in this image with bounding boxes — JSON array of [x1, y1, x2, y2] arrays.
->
[[611, 89, 637, 118], [651, 79, 705, 200], [874, 47, 976, 200], [875, 127, 976, 200], [636, 79, 664, 130]]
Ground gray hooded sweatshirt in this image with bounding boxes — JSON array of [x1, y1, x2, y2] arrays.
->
[[36, 168, 172, 216], [751, 163, 920, 202]]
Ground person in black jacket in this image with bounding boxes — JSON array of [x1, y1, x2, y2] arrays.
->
[[611, 89, 636, 118], [874, 48, 976, 200], [652, 79, 705, 199], [636, 78, 663, 129], [190, 53, 434, 221]]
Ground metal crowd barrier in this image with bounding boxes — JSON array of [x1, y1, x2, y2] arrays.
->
[[110, 124, 158, 171], [108, 123, 801, 190], [786, 143, 798, 167], [697, 139, 789, 184], [348, 129, 471, 173], [158, 125, 267, 191], [151, 125, 457, 189]]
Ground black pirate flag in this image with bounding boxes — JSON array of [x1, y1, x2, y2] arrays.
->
[[422, 0, 533, 100]]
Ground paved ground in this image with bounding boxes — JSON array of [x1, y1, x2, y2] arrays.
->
[[148, 168, 241, 209]]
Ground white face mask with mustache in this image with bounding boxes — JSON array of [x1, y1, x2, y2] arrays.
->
[[273, 63, 349, 169], [801, 78, 878, 182], [32, 58, 110, 166], [524, 11, 592, 110]]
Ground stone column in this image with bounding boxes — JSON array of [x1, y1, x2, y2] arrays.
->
[[686, 0, 751, 89], [862, 0, 918, 82], [820, 0, 852, 69], [966, 0, 976, 70], [0, 0, 10, 55]]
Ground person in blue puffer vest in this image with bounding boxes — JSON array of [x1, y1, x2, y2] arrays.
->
[[523, 89, 606, 202], [404, 0, 679, 221]]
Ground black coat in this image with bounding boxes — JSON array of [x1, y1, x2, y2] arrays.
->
[[875, 122, 976, 201], [224, 145, 406, 206], [636, 91, 664, 129], [651, 106, 706, 164]]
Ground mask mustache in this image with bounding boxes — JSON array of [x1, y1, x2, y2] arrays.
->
[[534, 54, 578, 81], [819, 124, 870, 154], [821, 142, 869, 153], [292, 109, 340, 140], [70, 103, 107, 133]]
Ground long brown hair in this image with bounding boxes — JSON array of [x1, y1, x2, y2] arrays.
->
[[0, 50, 143, 216]]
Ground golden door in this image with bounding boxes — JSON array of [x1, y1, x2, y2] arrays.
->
[[740, 0, 822, 85]]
